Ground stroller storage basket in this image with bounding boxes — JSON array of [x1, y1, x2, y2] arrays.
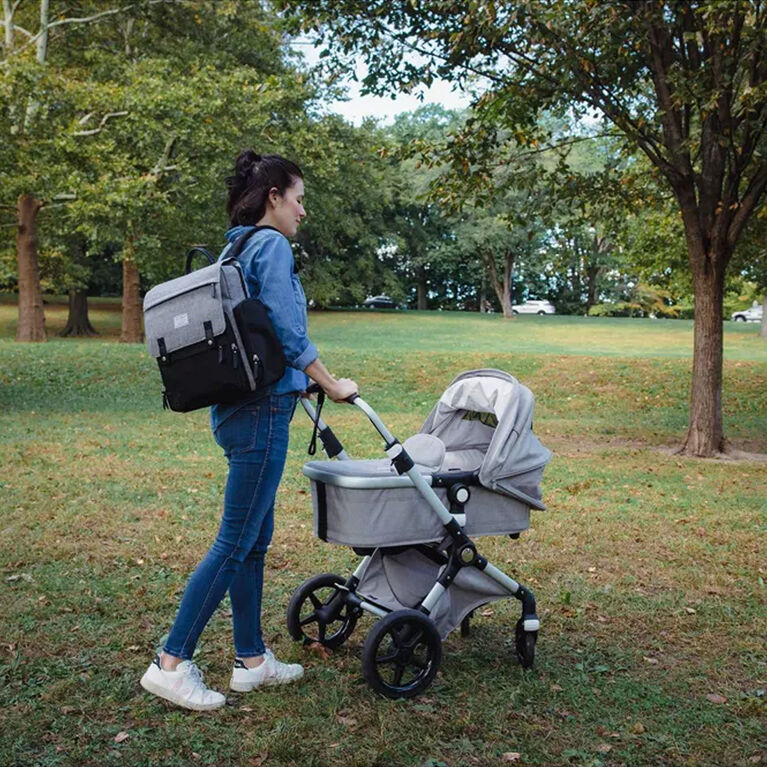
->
[[305, 459, 530, 548]]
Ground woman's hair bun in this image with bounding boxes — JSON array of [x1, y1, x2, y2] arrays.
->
[[236, 149, 262, 176]]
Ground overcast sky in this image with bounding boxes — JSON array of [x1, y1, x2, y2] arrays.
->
[[293, 41, 472, 125]]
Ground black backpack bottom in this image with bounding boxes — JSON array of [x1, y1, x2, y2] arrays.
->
[[158, 318, 251, 412]]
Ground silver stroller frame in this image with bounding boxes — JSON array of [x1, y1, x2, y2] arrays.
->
[[286, 386, 540, 699]]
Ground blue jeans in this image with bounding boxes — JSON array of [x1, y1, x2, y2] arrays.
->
[[163, 393, 297, 660]]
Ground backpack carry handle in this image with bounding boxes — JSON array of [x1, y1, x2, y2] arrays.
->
[[185, 246, 215, 274]]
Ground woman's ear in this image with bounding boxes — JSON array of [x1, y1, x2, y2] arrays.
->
[[268, 187, 281, 206]]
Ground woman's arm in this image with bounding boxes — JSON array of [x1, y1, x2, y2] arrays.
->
[[304, 358, 358, 403]]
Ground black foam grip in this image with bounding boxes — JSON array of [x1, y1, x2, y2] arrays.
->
[[320, 428, 344, 458]]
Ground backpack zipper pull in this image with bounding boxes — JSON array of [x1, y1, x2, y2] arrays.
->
[[218, 345, 224, 364], [231, 343, 239, 369]]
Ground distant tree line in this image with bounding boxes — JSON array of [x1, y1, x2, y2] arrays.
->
[[3, 1, 767, 457]]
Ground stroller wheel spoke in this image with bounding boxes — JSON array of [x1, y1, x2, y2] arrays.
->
[[375, 651, 399, 665], [308, 593, 322, 610], [402, 630, 424, 650], [299, 612, 318, 627], [392, 663, 405, 686]]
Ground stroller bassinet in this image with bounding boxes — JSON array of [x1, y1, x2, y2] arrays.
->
[[287, 369, 552, 698]]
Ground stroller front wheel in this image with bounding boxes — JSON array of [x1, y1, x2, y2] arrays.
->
[[362, 609, 442, 699], [286, 573, 358, 649], [515, 618, 537, 669]]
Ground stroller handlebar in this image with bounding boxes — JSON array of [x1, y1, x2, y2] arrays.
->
[[301, 386, 395, 453]]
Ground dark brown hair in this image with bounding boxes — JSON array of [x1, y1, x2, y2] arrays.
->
[[226, 150, 303, 226]]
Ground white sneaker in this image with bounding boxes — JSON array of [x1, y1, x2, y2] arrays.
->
[[229, 649, 304, 691], [140, 655, 226, 711]]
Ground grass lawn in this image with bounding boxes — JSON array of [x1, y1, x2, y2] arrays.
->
[[1, 298, 765, 767]]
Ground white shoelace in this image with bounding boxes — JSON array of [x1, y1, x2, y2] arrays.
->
[[184, 662, 205, 688]]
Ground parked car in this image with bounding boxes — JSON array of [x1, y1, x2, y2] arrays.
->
[[731, 303, 763, 322], [511, 299, 556, 316], [363, 295, 399, 309]]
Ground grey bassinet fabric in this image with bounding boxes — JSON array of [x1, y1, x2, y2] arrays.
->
[[420, 369, 552, 509], [354, 546, 512, 638], [308, 468, 530, 547]]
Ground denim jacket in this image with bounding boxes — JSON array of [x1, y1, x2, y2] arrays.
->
[[210, 225, 318, 430]]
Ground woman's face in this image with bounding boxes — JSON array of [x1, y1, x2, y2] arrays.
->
[[269, 177, 306, 238]]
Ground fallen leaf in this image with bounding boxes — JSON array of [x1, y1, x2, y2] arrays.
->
[[643, 656, 659, 665], [114, 731, 129, 743], [501, 753, 522, 762], [685, 607, 697, 615], [480, 608, 494, 617], [631, 722, 646, 734], [308, 642, 332, 660], [249, 753, 268, 767], [706, 693, 727, 704], [596, 744, 612, 753], [550, 684, 563, 692], [587, 567, 597, 573], [336, 711, 358, 728], [748, 755, 761, 764]]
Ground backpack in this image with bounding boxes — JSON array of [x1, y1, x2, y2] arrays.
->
[[143, 229, 286, 412]]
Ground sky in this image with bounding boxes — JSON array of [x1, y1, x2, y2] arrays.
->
[[292, 40, 473, 125]]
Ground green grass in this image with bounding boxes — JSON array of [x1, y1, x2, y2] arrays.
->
[[1, 298, 766, 767]]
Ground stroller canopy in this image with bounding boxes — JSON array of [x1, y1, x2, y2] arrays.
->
[[420, 369, 552, 509]]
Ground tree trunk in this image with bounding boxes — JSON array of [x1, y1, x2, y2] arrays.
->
[[679, 251, 727, 456], [15, 194, 46, 342], [479, 275, 487, 313], [760, 295, 767, 339], [120, 256, 143, 343], [416, 266, 428, 310], [485, 251, 515, 318], [585, 264, 600, 314], [60, 289, 97, 337]]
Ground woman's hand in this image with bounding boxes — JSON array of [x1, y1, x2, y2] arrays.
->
[[325, 377, 358, 403], [304, 358, 358, 403]]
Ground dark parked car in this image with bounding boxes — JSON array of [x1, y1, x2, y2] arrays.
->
[[363, 295, 399, 309]]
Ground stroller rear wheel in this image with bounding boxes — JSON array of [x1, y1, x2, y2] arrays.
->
[[515, 618, 537, 669], [287, 573, 358, 649], [362, 609, 442, 699]]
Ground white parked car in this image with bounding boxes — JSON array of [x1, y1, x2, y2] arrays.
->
[[512, 299, 556, 316], [731, 304, 763, 322]]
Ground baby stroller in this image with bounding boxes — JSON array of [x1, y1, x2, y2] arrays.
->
[[286, 369, 552, 698]]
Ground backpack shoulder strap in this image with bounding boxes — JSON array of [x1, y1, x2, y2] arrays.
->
[[219, 227, 259, 264]]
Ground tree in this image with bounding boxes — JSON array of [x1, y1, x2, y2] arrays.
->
[[283, 0, 767, 457]]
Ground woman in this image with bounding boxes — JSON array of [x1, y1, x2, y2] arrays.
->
[[140, 151, 358, 711]]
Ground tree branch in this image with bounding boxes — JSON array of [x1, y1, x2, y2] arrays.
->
[[11, 0, 180, 58], [151, 134, 177, 176], [73, 111, 129, 136], [728, 163, 767, 247]]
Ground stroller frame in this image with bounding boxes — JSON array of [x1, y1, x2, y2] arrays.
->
[[287, 388, 540, 699]]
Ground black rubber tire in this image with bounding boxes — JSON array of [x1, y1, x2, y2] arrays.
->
[[512, 310, 519, 315], [734, 315, 746, 321], [362, 609, 442, 699], [286, 573, 358, 649], [537, 310, 546, 315], [515, 618, 537, 669]]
